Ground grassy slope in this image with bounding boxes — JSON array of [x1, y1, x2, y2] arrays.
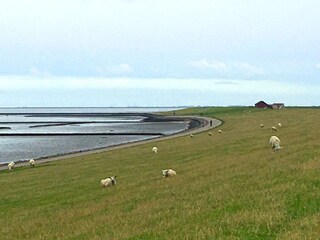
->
[[1, 107, 320, 240]]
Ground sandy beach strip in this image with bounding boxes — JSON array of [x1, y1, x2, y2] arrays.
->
[[0, 116, 222, 170]]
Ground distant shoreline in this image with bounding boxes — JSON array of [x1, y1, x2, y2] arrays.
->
[[0, 112, 199, 137], [0, 115, 221, 170]]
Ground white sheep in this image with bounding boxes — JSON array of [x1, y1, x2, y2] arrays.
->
[[152, 146, 158, 153], [208, 132, 212, 136], [269, 136, 282, 151], [8, 161, 15, 171], [260, 123, 264, 128], [190, 134, 194, 138], [271, 126, 278, 131], [29, 159, 35, 167], [278, 122, 282, 128], [162, 169, 176, 177], [269, 135, 279, 145], [100, 176, 117, 188], [218, 129, 222, 134]]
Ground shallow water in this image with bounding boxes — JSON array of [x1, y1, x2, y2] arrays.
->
[[0, 108, 187, 163]]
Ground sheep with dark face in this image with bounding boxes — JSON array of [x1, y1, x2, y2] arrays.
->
[[269, 136, 282, 151], [162, 169, 176, 177], [100, 176, 117, 187]]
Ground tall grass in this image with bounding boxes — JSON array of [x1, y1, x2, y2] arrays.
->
[[1, 107, 320, 239]]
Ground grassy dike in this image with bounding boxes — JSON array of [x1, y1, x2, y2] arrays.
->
[[1, 107, 320, 239]]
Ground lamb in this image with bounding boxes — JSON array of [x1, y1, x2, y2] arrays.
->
[[260, 123, 264, 128], [218, 130, 222, 134], [271, 126, 278, 131], [152, 146, 158, 153], [29, 159, 35, 167], [190, 134, 194, 138], [269, 136, 282, 151], [8, 161, 15, 171], [278, 122, 282, 128], [208, 132, 212, 136], [162, 169, 176, 177], [100, 176, 117, 187]]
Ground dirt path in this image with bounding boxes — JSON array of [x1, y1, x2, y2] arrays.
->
[[0, 116, 222, 171]]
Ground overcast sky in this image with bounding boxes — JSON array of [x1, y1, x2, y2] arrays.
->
[[0, 0, 319, 107]]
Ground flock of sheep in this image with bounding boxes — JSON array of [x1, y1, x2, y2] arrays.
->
[[101, 128, 224, 188], [7, 158, 35, 171], [263, 122, 283, 151], [6, 120, 283, 189], [100, 145, 176, 188]]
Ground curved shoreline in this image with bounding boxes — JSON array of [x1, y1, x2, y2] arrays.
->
[[0, 115, 222, 170]]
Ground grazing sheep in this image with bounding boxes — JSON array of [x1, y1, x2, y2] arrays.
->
[[260, 123, 264, 128], [8, 161, 15, 171], [269, 136, 282, 151], [271, 126, 278, 131], [278, 122, 282, 128], [269, 135, 279, 145], [100, 176, 117, 188], [218, 130, 222, 134], [29, 159, 35, 167], [190, 134, 194, 138], [208, 132, 212, 136], [152, 146, 158, 153], [162, 169, 176, 177]]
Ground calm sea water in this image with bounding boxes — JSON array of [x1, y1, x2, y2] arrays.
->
[[0, 107, 187, 164]]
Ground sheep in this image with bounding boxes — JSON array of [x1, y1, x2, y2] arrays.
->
[[269, 136, 282, 151], [29, 159, 35, 167], [100, 176, 117, 188], [152, 146, 158, 153], [271, 126, 278, 131], [190, 134, 194, 138], [218, 129, 222, 134], [260, 123, 264, 128], [269, 135, 279, 146], [8, 161, 15, 171], [162, 169, 176, 177], [278, 122, 282, 128], [208, 132, 212, 136]]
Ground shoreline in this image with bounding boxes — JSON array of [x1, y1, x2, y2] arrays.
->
[[0, 115, 222, 170]]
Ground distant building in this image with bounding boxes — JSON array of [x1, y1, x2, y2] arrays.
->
[[255, 101, 285, 109], [255, 101, 272, 109], [272, 103, 285, 109]]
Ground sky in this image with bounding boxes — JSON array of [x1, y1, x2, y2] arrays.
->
[[0, 0, 319, 107]]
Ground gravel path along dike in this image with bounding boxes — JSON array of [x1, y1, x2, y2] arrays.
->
[[0, 115, 222, 171]]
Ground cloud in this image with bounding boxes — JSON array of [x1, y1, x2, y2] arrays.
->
[[190, 59, 264, 77], [111, 64, 133, 74], [316, 63, 320, 69], [93, 64, 134, 76], [1, 77, 319, 106], [233, 62, 264, 75], [190, 59, 228, 71], [29, 67, 53, 78], [0, 76, 317, 94], [117, 0, 139, 2]]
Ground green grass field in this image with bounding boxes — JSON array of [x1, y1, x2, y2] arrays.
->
[[1, 107, 320, 240]]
